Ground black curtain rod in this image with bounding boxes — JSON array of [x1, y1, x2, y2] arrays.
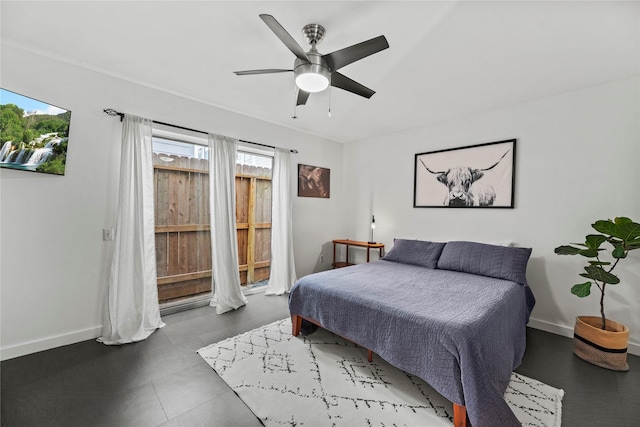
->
[[103, 108, 298, 154]]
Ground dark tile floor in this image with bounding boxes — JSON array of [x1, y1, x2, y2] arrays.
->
[[2, 292, 638, 426]]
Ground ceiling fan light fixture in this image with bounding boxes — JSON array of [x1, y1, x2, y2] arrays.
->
[[295, 73, 329, 93], [294, 62, 330, 93]]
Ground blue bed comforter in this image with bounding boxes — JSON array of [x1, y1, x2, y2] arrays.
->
[[289, 259, 533, 427]]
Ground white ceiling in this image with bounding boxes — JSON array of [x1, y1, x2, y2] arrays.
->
[[2, 1, 638, 143]]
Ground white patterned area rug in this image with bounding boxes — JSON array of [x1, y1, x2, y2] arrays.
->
[[198, 318, 563, 427]]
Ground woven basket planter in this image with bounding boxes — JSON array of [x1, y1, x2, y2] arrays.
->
[[573, 316, 629, 371]]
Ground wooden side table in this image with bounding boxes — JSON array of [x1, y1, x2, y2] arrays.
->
[[332, 239, 385, 268]]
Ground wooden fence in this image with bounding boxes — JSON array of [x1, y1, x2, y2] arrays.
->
[[236, 163, 272, 285], [153, 153, 272, 303]]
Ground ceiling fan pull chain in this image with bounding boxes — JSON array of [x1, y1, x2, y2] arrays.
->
[[293, 88, 298, 119], [328, 85, 332, 118]]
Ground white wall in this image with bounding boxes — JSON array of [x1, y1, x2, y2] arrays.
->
[[343, 76, 640, 354], [3, 46, 638, 361], [0, 45, 343, 360]]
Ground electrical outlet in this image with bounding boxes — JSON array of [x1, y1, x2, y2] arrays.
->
[[103, 228, 114, 241], [320, 254, 324, 263]]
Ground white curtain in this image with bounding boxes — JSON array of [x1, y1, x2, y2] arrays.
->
[[99, 114, 165, 345], [208, 134, 248, 314], [265, 148, 297, 295]]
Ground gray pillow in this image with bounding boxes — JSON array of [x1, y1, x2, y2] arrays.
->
[[437, 241, 532, 285], [382, 239, 446, 269]]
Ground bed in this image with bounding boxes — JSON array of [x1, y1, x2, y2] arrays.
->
[[288, 239, 535, 427]]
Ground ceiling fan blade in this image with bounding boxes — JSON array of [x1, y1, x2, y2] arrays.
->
[[296, 89, 310, 106], [331, 72, 375, 99], [323, 35, 389, 71], [259, 14, 310, 63], [234, 69, 292, 76]]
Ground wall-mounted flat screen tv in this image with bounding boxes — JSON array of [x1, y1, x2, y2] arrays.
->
[[0, 88, 71, 175]]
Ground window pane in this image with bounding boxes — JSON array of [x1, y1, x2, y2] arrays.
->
[[153, 137, 208, 160], [152, 135, 274, 304], [235, 151, 273, 287], [152, 136, 211, 305]]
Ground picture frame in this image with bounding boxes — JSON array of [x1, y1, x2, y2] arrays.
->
[[298, 164, 330, 198], [0, 88, 71, 175], [414, 139, 516, 208]]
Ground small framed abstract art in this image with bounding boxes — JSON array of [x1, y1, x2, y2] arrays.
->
[[414, 139, 516, 208], [298, 164, 330, 198]]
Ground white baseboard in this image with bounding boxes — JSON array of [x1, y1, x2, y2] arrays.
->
[[1, 326, 102, 361], [528, 317, 640, 356]]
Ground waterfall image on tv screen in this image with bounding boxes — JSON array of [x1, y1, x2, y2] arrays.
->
[[0, 88, 71, 176]]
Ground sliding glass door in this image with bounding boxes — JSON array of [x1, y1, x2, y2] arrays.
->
[[152, 135, 273, 306]]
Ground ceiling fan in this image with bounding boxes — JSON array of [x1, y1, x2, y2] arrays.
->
[[234, 14, 389, 112]]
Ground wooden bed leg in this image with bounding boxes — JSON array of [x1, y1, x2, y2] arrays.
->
[[453, 403, 468, 427], [367, 349, 373, 362], [291, 315, 302, 336]]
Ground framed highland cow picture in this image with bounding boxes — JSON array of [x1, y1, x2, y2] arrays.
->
[[413, 139, 516, 208]]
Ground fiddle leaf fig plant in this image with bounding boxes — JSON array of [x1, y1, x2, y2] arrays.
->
[[555, 217, 640, 330]]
